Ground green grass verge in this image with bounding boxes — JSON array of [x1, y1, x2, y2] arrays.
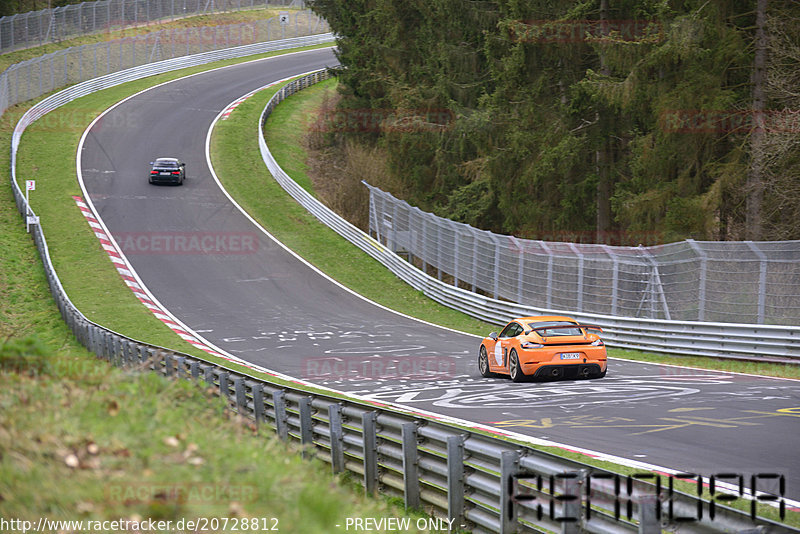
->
[[0, 346, 429, 533]]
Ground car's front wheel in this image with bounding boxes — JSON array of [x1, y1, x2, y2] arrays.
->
[[478, 346, 494, 378], [509, 349, 526, 383]]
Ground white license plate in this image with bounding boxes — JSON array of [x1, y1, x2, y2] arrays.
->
[[160, 172, 170, 175], [560, 353, 580, 360]]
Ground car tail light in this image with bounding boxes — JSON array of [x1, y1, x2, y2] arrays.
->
[[591, 339, 604, 346], [520, 342, 543, 349], [150, 170, 158, 174], [172, 171, 180, 175]]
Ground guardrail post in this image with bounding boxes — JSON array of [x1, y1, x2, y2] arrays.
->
[[164, 354, 174, 376], [329, 404, 344, 473], [108, 336, 117, 366], [106, 332, 115, 362], [490, 233, 501, 298], [421, 216, 428, 274], [123, 340, 135, 368], [145, 348, 157, 370], [175, 356, 186, 379], [92, 327, 108, 360], [540, 241, 554, 309], [219, 372, 229, 400], [189, 360, 199, 380], [203, 364, 215, 388], [234, 377, 246, 413], [299, 396, 313, 455], [686, 239, 707, 321], [362, 411, 378, 496], [500, 450, 520, 534], [560, 473, 582, 534], [568, 243, 584, 313], [447, 435, 465, 528], [251, 383, 265, 427], [746, 241, 768, 324], [401, 422, 420, 510], [511, 236, 524, 302], [637, 494, 660, 534], [450, 220, 460, 288], [273, 390, 288, 441], [136, 345, 146, 366]]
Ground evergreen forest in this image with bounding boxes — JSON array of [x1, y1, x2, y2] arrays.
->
[[308, 0, 800, 244]]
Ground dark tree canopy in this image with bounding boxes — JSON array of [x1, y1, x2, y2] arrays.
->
[[309, 0, 800, 243]]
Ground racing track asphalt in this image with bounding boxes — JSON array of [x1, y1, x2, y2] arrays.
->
[[77, 47, 800, 501]]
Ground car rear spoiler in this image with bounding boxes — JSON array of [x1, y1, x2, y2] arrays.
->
[[527, 324, 604, 334]]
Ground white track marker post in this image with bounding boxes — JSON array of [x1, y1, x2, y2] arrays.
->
[[25, 180, 38, 233]]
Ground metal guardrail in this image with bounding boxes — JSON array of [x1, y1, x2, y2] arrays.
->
[[5, 38, 797, 534], [257, 72, 800, 364]]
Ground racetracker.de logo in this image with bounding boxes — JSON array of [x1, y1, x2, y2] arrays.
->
[[310, 108, 455, 133], [659, 109, 800, 134], [116, 232, 259, 255], [303, 356, 458, 381], [510, 19, 664, 44], [105, 482, 257, 504]]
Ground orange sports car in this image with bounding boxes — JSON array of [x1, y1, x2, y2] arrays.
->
[[478, 316, 607, 382]]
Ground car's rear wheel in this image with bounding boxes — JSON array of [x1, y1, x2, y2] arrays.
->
[[594, 369, 607, 379], [478, 346, 494, 378], [509, 349, 526, 383]]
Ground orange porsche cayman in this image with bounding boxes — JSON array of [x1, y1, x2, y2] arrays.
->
[[478, 316, 607, 382]]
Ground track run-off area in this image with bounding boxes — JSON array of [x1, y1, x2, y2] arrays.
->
[[72, 47, 800, 503]]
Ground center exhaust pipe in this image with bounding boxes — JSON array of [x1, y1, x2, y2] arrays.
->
[[580, 367, 590, 376], [551, 368, 561, 377]]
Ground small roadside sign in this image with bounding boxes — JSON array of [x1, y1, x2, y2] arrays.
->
[[25, 180, 36, 233], [279, 11, 289, 25]]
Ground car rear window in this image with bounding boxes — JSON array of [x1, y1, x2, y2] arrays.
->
[[155, 160, 178, 168], [527, 321, 582, 336]]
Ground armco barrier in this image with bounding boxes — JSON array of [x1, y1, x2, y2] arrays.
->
[[6, 40, 798, 534], [258, 72, 800, 364]]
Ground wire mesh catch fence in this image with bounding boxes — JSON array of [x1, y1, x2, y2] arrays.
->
[[365, 184, 800, 326]]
